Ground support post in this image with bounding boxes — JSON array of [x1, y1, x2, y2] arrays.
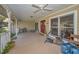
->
[[7, 10, 11, 42], [15, 18, 18, 37]]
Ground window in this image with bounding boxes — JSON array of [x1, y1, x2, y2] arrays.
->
[[51, 18, 58, 35], [50, 11, 76, 37], [60, 14, 74, 34]]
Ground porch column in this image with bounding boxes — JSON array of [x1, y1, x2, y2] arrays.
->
[[15, 18, 18, 37], [38, 21, 40, 33], [7, 10, 11, 42]]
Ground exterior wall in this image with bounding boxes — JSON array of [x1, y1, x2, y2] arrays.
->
[[38, 5, 79, 34], [18, 20, 35, 31], [77, 8, 79, 34]]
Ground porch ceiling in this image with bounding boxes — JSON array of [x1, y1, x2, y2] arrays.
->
[[6, 4, 73, 21]]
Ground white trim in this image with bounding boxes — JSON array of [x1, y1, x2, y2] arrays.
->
[[49, 10, 75, 19], [58, 16, 60, 36], [49, 18, 51, 32], [74, 10, 77, 35], [15, 18, 18, 37], [59, 11, 75, 17]]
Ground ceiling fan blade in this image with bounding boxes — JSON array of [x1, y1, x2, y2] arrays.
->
[[43, 4, 48, 9], [32, 4, 40, 9], [44, 9, 52, 11], [34, 9, 40, 13]]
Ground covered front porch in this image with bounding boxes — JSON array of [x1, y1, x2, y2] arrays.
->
[[0, 4, 79, 54]]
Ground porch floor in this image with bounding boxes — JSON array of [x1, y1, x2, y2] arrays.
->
[[8, 32, 61, 54]]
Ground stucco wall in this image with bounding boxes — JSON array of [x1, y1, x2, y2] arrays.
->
[[18, 20, 35, 31], [38, 5, 79, 34], [77, 7, 79, 34]]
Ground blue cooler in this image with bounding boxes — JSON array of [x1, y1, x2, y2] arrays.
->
[[61, 43, 79, 54], [70, 43, 79, 54], [71, 46, 79, 54], [72, 48, 79, 54], [63, 49, 71, 54], [61, 43, 72, 54]]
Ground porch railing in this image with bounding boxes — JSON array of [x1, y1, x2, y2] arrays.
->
[[0, 31, 10, 53]]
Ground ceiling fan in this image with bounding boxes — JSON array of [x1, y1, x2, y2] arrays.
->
[[32, 4, 52, 13]]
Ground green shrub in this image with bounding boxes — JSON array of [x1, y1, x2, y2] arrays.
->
[[0, 15, 6, 21], [0, 28, 7, 33], [11, 33, 16, 38], [0, 48, 1, 53], [2, 41, 15, 54]]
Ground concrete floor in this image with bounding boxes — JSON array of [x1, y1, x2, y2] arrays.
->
[[8, 32, 61, 54]]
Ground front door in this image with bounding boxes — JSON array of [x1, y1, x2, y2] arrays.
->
[[40, 20, 45, 33]]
